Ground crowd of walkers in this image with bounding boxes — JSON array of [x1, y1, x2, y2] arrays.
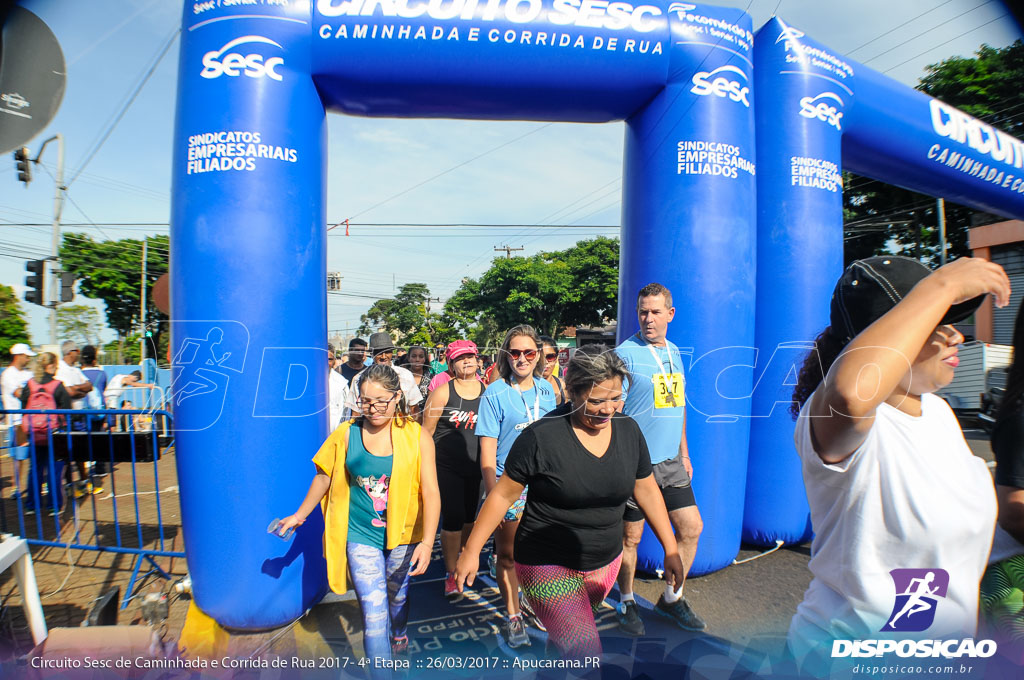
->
[[279, 259, 1024, 673], [278, 282, 706, 667], [9, 256, 1024, 672]]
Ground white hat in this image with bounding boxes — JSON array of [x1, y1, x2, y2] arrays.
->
[[10, 343, 36, 356]]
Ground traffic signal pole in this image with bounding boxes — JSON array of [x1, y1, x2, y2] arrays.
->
[[35, 134, 65, 345]]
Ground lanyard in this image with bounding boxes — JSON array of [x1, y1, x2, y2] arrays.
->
[[514, 381, 541, 423], [641, 334, 675, 375]]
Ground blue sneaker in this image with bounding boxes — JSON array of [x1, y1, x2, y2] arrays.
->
[[488, 552, 497, 579]]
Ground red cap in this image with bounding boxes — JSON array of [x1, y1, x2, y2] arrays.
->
[[446, 340, 478, 361]]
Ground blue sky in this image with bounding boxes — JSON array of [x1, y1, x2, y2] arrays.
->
[[1, 0, 1022, 345]]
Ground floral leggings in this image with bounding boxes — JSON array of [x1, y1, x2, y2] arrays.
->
[[515, 554, 622, 659], [347, 542, 414, 670]]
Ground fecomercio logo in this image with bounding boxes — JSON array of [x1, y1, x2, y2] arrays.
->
[[798, 92, 844, 130], [201, 36, 285, 81], [690, 65, 750, 107], [667, 2, 696, 19]]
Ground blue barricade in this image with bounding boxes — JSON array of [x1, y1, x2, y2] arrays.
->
[[0, 407, 182, 609]]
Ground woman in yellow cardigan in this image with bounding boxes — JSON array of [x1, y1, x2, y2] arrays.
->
[[279, 364, 440, 665]]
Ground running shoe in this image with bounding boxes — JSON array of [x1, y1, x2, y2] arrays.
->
[[444, 572, 459, 599], [518, 592, 546, 632], [391, 635, 409, 657], [504, 615, 531, 648], [654, 595, 707, 632], [615, 600, 646, 636], [488, 552, 497, 579]]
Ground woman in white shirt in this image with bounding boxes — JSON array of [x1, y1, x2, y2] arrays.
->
[[787, 256, 1010, 665]]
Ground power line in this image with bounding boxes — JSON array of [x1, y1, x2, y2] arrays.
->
[[883, 12, 1011, 73], [862, 0, 996, 66], [68, 28, 180, 188], [845, 0, 959, 55]]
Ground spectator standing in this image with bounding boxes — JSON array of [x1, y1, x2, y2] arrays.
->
[[2, 343, 36, 499], [476, 325, 556, 648], [346, 333, 424, 418], [341, 338, 368, 383], [56, 341, 98, 497], [327, 343, 349, 432], [421, 340, 483, 598], [20, 352, 72, 514], [79, 345, 110, 476], [614, 283, 705, 634], [405, 346, 432, 403]]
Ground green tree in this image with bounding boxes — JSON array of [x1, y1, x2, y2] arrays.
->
[[357, 283, 456, 347], [556, 236, 620, 328], [0, 284, 31, 357], [56, 304, 106, 346], [59, 233, 169, 356], [843, 40, 1024, 264], [443, 237, 619, 343]]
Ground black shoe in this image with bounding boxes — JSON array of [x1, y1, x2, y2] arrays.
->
[[615, 600, 645, 636], [654, 595, 706, 632]]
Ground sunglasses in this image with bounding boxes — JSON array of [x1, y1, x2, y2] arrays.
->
[[544, 353, 558, 361], [507, 349, 538, 361]]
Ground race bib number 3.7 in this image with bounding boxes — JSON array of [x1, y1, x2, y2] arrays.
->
[[653, 373, 684, 409]]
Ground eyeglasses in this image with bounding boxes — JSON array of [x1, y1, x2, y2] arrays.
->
[[544, 353, 558, 361], [507, 349, 538, 361], [357, 393, 399, 413]]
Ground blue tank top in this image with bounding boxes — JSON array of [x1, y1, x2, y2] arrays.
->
[[346, 423, 393, 549]]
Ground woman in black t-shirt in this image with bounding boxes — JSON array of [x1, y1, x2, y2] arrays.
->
[[454, 344, 683, 658]]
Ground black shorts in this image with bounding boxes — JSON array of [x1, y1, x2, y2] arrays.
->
[[624, 453, 696, 522], [437, 465, 482, 532]]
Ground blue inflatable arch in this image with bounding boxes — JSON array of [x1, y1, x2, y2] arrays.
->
[[171, 2, 1024, 629], [744, 18, 1024, 548]]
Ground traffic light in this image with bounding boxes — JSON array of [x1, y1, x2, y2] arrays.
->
[[24, 260, 45, 305], [14, 147, 31, 185], [60, 271, 75, 302]]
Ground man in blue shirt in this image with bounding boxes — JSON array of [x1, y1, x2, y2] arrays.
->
[[614, 282, 705, 634]]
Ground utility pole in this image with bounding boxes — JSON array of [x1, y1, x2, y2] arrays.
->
[[494, 245, 524, 259], [140, 236, 147, 365], [936, 198, 947, 266], [31, 134, 66, 345]]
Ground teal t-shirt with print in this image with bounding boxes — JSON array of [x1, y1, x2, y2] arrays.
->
[[346, 423, 393, 549]]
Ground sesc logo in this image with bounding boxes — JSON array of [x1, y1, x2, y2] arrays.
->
[[201, 36, 284, 82], [799, 92, 844, 130], [690, 65, 750, 107]]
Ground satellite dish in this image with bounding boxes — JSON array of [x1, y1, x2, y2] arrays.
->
[[0, 6, 66, 154]]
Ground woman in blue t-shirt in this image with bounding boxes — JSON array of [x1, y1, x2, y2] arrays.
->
[[476, 325, 556, 648]]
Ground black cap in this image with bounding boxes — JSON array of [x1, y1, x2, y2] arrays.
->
[[368, 332, 396, 354], [830, 256, 984, 343]]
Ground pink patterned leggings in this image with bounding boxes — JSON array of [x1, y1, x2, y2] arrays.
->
[[515, 553, 622, 659]]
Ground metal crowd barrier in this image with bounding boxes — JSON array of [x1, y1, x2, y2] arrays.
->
[[0, 407, 181, 609]]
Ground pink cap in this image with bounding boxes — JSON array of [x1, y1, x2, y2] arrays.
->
[[446, 340, 478, 361]]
